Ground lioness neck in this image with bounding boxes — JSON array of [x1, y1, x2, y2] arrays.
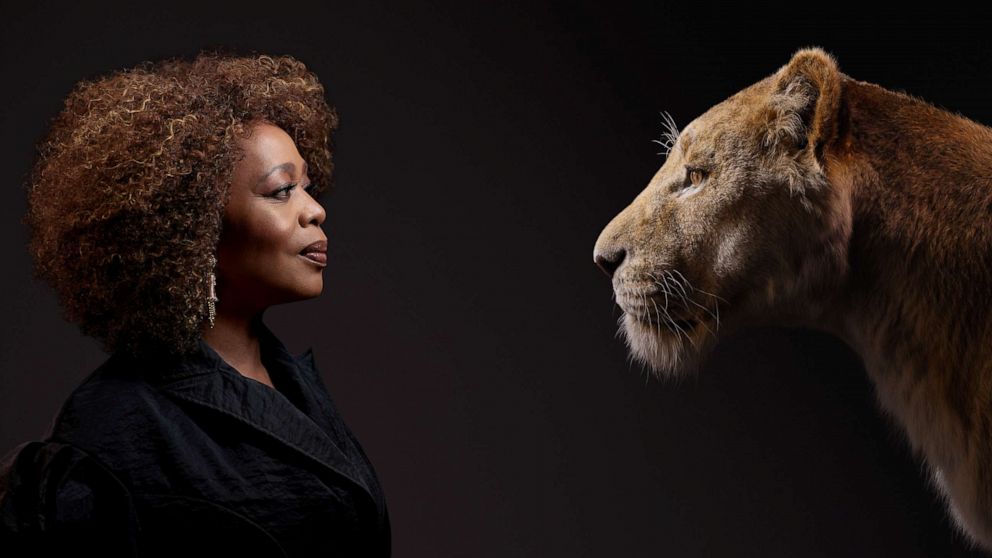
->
[[824, 77, 992, 493]]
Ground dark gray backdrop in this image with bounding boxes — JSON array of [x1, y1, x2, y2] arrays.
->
[[2, 1, 989, 556]]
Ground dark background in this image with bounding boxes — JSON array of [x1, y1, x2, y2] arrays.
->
[[2, 2, 989, 556]]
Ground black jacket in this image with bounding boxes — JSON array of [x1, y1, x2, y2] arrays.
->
[[0, 320, 391, 557]]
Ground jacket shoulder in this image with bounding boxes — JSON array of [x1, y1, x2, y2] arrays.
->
[[0, 439, 140, 556], [48, 355, 169, 445]]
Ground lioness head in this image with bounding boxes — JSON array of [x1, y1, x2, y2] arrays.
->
[[594, 47, 853, 379]]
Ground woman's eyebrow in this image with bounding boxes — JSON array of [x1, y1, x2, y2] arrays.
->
[[256, 160, 308, 185]]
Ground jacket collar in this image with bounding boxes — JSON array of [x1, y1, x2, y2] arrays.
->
[[129, 319, 375, 506]]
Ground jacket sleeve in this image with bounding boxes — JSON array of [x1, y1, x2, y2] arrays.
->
[[0, 439, 140, 557]]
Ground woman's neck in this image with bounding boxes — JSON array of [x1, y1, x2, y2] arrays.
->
[[201, 311, 273, 388]]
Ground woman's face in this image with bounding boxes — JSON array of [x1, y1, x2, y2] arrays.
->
[[215, 121, 327, 314]]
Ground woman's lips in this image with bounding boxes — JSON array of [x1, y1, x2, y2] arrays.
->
[[299, 251, 327, 266]]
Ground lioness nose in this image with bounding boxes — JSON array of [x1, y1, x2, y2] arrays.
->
[[594, 249, 625, 279]]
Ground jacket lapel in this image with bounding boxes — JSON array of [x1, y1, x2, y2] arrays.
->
[[140, 322, 375, 506], [277, 347, 365, 462]]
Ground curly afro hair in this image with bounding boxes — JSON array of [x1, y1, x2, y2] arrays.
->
[[23, 50, 339, 358]]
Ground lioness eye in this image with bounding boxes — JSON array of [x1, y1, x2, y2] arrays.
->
[[685, 167, 707, 188]]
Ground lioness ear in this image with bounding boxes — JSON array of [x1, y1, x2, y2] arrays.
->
[[764, 46, 842, 164]]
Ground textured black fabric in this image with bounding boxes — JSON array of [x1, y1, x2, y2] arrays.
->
[[0, 319, 391, 557]]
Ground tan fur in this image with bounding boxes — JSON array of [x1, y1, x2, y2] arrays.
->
[[594, 47, 992, 552]]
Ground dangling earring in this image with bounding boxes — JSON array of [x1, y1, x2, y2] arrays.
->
[[207, 254, 218, 329]]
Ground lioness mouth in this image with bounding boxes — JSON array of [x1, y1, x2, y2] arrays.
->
[[637, 314, 698, 332]]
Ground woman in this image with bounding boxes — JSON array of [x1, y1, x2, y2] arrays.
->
[[0, 50, 390, 557]]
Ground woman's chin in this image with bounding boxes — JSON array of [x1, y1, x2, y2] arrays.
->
[[299, 281, 323, 300], [270, 281, 323, 305]]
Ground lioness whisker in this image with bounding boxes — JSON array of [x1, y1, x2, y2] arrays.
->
[[695, 313, 717, 338], [684, 295, 720, 325], [648, 297, 661, 338], [661, 272, 693, 316], [675, 273, 723, 333], [641, 270, 723, 335], [692, 285, 729, 305], [646, 291, 664, 340], [645, 272, 669, 311], [649, 272, 673, 313], [656, 300, 695, 347], [664, 270, 693, 307]]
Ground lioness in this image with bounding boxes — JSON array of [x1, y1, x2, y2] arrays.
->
[[593, 46, 992, 552]]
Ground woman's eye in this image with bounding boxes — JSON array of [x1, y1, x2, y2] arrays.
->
[[271, 183, 296, 198], [271, 181, 317, 200], [272, 182, 318, 199]]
